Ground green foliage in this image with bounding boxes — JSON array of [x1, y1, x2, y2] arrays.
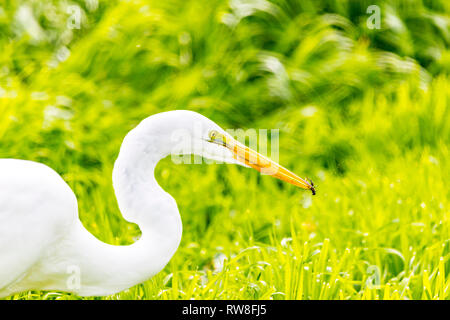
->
[[0, 0, 449, 299]]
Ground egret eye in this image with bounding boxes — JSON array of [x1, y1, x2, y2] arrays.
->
[[209, 130, 219, 140], [208, 130, 228, 147]]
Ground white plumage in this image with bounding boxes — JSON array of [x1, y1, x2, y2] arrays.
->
[[0, 110, 313, 297]]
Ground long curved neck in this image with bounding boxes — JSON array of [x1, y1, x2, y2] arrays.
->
[[62, 124, 182, 296]]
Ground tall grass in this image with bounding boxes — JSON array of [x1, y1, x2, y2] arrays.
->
[[0, 0, 449, 299]]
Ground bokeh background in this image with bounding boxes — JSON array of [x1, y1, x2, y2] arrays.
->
[[0, 0, 449, 299]]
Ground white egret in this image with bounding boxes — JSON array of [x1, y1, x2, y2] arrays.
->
[[0, 110, 314, 298]]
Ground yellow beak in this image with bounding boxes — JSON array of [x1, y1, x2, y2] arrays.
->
[[208, 131, 316, 195]]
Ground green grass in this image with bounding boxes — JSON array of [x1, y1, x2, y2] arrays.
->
[[0, 0, 449, 299]]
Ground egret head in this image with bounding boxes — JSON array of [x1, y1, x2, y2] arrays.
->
[[134, 110, 315, 194]]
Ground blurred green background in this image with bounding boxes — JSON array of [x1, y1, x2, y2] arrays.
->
[[0, 0, 449, 299]]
